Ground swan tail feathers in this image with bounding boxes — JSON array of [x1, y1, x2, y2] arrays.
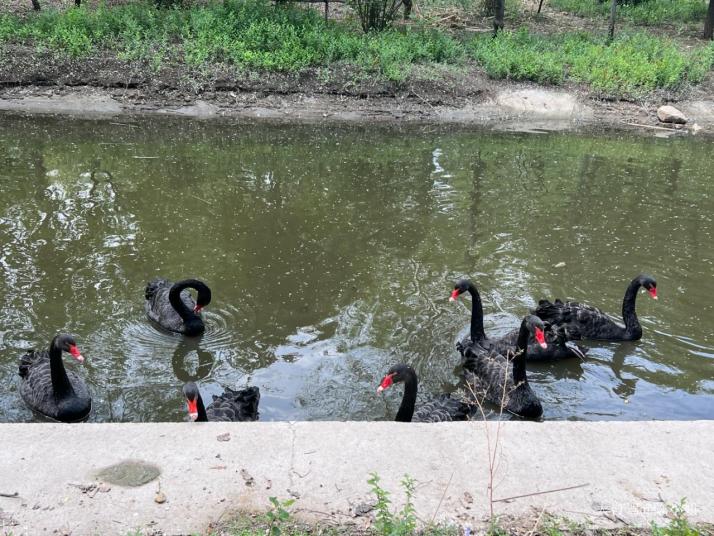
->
[[18, 350, 40, 378], [145, 278, 170, 301]]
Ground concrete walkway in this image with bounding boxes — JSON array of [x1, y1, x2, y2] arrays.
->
[[0, 421, 712, 535]]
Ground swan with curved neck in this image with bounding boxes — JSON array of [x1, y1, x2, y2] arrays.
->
[[451, 278, 587, 360], [145, 278, 212, 336], [462, 315, 545, 419], [377, 364, 471, 422], [533, 274, 657, 341], [18, 334, 92, 422], [182, 382, 260, 422]]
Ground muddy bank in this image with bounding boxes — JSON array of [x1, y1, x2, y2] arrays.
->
[[1, 45, 713, 133]]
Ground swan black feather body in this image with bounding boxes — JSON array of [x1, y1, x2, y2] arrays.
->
[[18, 334, 91, 423], [183, 382, 259, 422], [378, 364, 472, 423], [451, 279, 587, 361], [145, 278, 211, 336], [462, 315, 544, 419], [533, 274, 657, 341]]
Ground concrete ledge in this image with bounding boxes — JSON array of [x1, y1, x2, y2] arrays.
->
[[0, 421, 711, 535]]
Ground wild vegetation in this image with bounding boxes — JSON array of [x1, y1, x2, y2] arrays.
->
[[0, 0, 713, 97]]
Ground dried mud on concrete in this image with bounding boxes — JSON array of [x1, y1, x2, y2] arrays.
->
[[1, 46, 714, 133]]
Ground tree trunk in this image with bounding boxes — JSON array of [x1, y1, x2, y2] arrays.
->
[[607, 0, 617, 42], [537, 0, 545, 14], [31, 0, 41, 10], [493, 0, 504, 36], [75, 0, 81, 5], [705, 0, 714, 40]]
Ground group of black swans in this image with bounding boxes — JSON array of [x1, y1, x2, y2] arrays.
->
[[17, 274, 657, 424]]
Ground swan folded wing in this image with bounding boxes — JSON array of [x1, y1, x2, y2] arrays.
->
[[462, 347, 513, 407], [413, 394, 471, 422], [19, 354, 55, 413], [207, 387, 260, 422]]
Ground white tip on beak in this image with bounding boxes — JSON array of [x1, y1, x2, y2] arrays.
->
[[377, 386, 384, 393], [75, 354, 85, 363], [652, 296, 658, 300], [449, 297, 456, 302], [189, 412, 198, 421]]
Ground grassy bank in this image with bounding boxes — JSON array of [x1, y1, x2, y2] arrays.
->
[[549, 0, 708, 26], [1, 0, 713, 97]]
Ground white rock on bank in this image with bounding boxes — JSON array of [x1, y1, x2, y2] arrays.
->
[[657, 105, 687, 124]]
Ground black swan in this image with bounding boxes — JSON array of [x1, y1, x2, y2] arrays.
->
[[377, 364, 472, 422], [450, 279, 587, 361], [533, 274, 657, 341], [145, 278, 211, 336], [462, 315, 545, 419], [182, 382, 259, 422], [18, 334, 92, 422]]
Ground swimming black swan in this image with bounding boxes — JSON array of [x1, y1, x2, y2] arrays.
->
[[18, 334, 92, 422], [145, 278, 211, 336], [182, 382, 260, 422], [533, 274, 657, 341], [450, 279, 586, 361], [462, 315, 545, 419], [377, 363, 472, 422]]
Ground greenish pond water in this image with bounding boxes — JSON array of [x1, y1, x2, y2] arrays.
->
[[0, 114, 712, 422]]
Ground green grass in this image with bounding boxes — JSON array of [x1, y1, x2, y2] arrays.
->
[[0, 0, 464, 81], [0, 0, 713, 94], [549, 0, 708, 26], [470, 28, 714, 97]]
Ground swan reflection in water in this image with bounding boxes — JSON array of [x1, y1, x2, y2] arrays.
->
[[171, 339, 215, 383]]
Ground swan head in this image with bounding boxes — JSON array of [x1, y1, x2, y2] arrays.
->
[[450, 279, 474, 302], [524, 315, 547, 349], [638, 274, 657, 300], [183, 382, 200, 421], [54, 334, 84, 363], [193, 283, 212, 312], [377, 364, 415, 393]]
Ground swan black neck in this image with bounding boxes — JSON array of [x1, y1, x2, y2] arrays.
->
[[49, 336, 74, 399], [395, 368, 418, 423], [621, 277, 643, 340], [194, 392, 209, 422], [169, 279, 209, 334], [512, 319, 531, 385], [467, 282, 486, 342]]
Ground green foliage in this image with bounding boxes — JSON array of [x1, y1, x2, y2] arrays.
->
[[264, 496, 296, 536], [367, 472, 419, 536], [0, 1, 463, 81], [652, 499, 701, 536], [550, 0, 708, 25], [470, 28, 714, 97]]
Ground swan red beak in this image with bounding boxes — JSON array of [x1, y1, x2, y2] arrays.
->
[[449, 289, 460, 302], [648, 287, 658, 300], [534, 328, 547, 349], [186, 399, 198, 421], [68, 344, 84, 363], [193, 304, 204, 313], [377, 373, 395, 393]]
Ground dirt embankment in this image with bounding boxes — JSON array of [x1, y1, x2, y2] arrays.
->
[[1, 42, 713, 133]]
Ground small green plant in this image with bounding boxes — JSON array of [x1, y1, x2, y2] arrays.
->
[[264, 496, 296, 536], [367, 472, 418, 536], [652, 499, 700, 536]]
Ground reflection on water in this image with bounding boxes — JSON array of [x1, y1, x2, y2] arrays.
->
[[0, 115, 712, 422]]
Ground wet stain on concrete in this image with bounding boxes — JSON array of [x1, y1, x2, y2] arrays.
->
[[95, 460, 160, 487]]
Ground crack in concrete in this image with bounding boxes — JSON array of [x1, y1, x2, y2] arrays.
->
[[288, 421, 297, 491]]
